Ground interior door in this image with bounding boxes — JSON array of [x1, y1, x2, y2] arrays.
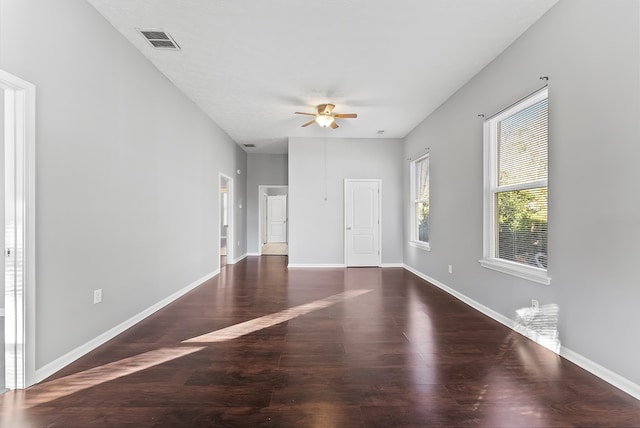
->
[[345, 180, 381, 267], [267, 195, 287, 243]]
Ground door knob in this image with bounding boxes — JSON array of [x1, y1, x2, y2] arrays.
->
[[346, 227, 352, 230]]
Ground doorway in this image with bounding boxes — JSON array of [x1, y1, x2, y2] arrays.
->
[[219, 174, 233, 267], [258, 185, 288, 255], [0, 85, 4, 392], [344, 179, 381, 267], [1, 69, 36, 390]]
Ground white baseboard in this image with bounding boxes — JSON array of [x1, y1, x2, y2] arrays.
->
[[287, 263, 346, 268], [381, 263, 404, 268], [402, 264, 516, 329], [33, 269, 219, 384], [402, 264, 640, 401], [289, 263, 402, 268], [560, 346, 640, 400], [247, 252, 261, 256], [0, 308, 4, 317], [228, 253, 247, 265]]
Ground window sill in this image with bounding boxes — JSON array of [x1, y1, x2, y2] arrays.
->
[[479, 258, 550, 285], [409, 241, 431, 252]]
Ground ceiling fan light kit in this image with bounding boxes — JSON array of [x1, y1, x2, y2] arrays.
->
[[315, 114, 335, 128], [295, 103, 357, 129]]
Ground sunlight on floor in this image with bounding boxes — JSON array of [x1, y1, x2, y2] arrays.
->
[[6, 347, 205, 409], [185, 289, 372, 343], [6, 289, 373, 409]]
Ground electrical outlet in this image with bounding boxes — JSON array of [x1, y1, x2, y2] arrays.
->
[[448, 265, 453, 274], [93, 289, 102, 304], [531, 299, 539, 311]]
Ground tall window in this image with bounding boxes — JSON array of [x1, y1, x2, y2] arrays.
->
[[410, 153, 430, 250], [480, 87, 550, 285]]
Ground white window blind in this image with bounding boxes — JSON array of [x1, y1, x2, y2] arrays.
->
[[481, 87, 549, 284], [410, 153, 430, 248], [496, 95, 548, 268]]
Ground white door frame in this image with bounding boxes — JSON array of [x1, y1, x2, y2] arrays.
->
[[1, 69, 36, 389], [257, 185, 288, 254], [344, 179, 381, 267], [219, 173, 233, 264]]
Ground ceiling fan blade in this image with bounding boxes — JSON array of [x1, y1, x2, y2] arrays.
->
[[334, 113, 357, 118], [294, 112, 316, 116], [301, 119, 316, 127], [330, 121, 339, 129], [316, 103, 336, 115]]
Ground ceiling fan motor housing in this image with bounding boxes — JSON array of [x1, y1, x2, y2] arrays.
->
[[295, 104, 356, 129]]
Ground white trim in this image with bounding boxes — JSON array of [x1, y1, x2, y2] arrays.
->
[[496, 179, 547, 194], [247, 252, 261, 257], [219, 173, 234, 264], [381, 263, 404, 268], [287, 263, 346, 268], [560, 347, 640, 400], [1, 69, 37, 389], [488, 85, 549, 122], [403, 264, 515, 329], [403, 264, 640, 401], [409, 241, 431, 252], [409, 152, 430, 247], [257, 185, 288, 255], [481, 86, 550, 285], [0, 309, 4, 317], [34, 270, 218, 384], [228, 253, 247, 265], [479, 258, 551, 285]]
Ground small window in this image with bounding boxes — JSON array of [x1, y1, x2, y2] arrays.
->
[[480, 87, 550, 284], [410, 153, 430, 250]]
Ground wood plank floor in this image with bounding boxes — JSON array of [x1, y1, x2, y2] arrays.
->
[[1, 256, 639, 427]]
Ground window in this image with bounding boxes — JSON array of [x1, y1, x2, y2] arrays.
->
[[480, 87, 550, 284], [410, 153, 430, 250]]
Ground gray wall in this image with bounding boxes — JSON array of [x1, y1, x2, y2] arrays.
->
[[404, 0, 640, 385], [0, 0, 247, 368], [0, 90, 4, 311], [289, 137, 403, 265], [246, 153, 288, 254]]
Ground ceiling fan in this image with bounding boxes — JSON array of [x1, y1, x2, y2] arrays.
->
[[295, 104, 357, 129]]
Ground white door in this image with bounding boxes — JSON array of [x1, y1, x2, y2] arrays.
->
[[267, 195, 287, 243], [345, 180, 381, 267]]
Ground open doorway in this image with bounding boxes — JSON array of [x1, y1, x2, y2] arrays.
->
[[219, 174, 233, 267], [1, 69, 36, 390], [258, 185, 288, 256], [0, 84, 4, 392]]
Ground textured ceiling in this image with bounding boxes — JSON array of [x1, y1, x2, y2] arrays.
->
[[87, 0, 558, 154]]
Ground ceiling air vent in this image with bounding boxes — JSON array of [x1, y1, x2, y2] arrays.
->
[[243, 144, 256, 148], [137, 29, 180, 50]]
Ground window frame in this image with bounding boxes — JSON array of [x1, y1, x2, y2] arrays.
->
[[479, 87, 551, 285], [409, 152, 430, 251]]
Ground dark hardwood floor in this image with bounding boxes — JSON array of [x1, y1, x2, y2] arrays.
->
[[2, 256, 639, 427]]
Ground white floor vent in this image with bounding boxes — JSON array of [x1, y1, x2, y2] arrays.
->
[[137, 29, 180, 50]]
